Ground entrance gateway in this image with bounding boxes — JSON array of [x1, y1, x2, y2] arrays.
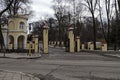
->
[[2, 14, 81, 53]]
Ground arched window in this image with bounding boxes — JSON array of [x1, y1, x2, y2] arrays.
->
[[19, 22, 25, 29]]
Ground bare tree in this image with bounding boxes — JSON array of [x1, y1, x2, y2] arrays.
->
[[118, 0, 120, 11], [0, 0, 14, 16], [75, 1, 85, 37], [98, 0, 107, 42], [105, 0, 111, 48], [104, 0, 115, 49], [52, 0, 68, 45], [84, 0, 98, 49], [5, 0, 31, 15], [0, 0, 14, 56], [114, 0, 119, 50]]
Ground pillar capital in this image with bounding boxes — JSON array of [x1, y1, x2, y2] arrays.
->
[[90, 42, 93, 44], [43, 26, 49, 29], [34, 35, 39, 38], [102, 40, 107, 44], [76, 36, 80, 39], [68, 27, 74, 31]]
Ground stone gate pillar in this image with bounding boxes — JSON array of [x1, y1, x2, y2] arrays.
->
[[82, 43, 85, 50], [27, 41, 29, 50], [76, 36, 80, 52], [68, 27, 74, 53], [90, 42, 94, 50], [102, 41, 107, 51], [43, 26, 48, 54]]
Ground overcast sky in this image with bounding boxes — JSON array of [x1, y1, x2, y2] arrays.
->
[[28, 0, 114, 23], [28, 0, 54, 22]]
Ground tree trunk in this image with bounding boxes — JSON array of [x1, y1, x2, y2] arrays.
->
[[105, 0, 111, 49], [114, 0, 120, 50], [107, 17, 110, 48], [0, 20, 6, 56], [118, 0, 120, 11], [92, 13, 96, 50]]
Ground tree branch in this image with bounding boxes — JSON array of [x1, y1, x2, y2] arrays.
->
[[0, 0, 14, 16]]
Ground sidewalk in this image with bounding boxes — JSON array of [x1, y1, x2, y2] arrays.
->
[[0, 70, 40, 80], [81, 50, 120, 59], [0, 53, 41, 59], [102, 54, 120, 59]]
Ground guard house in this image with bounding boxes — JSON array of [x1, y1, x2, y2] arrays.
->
[[3, 15, 28, 50]]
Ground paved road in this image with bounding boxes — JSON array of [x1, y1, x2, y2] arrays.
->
[[0, 47, 120, 80]]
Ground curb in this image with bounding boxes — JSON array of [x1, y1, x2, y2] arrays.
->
[[0, 55, 41, 59]]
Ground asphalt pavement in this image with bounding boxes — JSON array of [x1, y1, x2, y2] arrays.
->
[[0, 47, 120, 80]]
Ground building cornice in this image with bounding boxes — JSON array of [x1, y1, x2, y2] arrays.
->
[[8, 15, 28, 20], [9, 30, 27, 33]]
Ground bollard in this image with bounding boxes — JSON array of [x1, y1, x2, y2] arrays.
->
[[90, 42, 94, 50], [102, 43, 107, 51], [28, 42, 32, 56], [76, 36, 80, 52], [57, 41, 60, 46], [82, 44, 85, 50], [61, 41, 64, 47]]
